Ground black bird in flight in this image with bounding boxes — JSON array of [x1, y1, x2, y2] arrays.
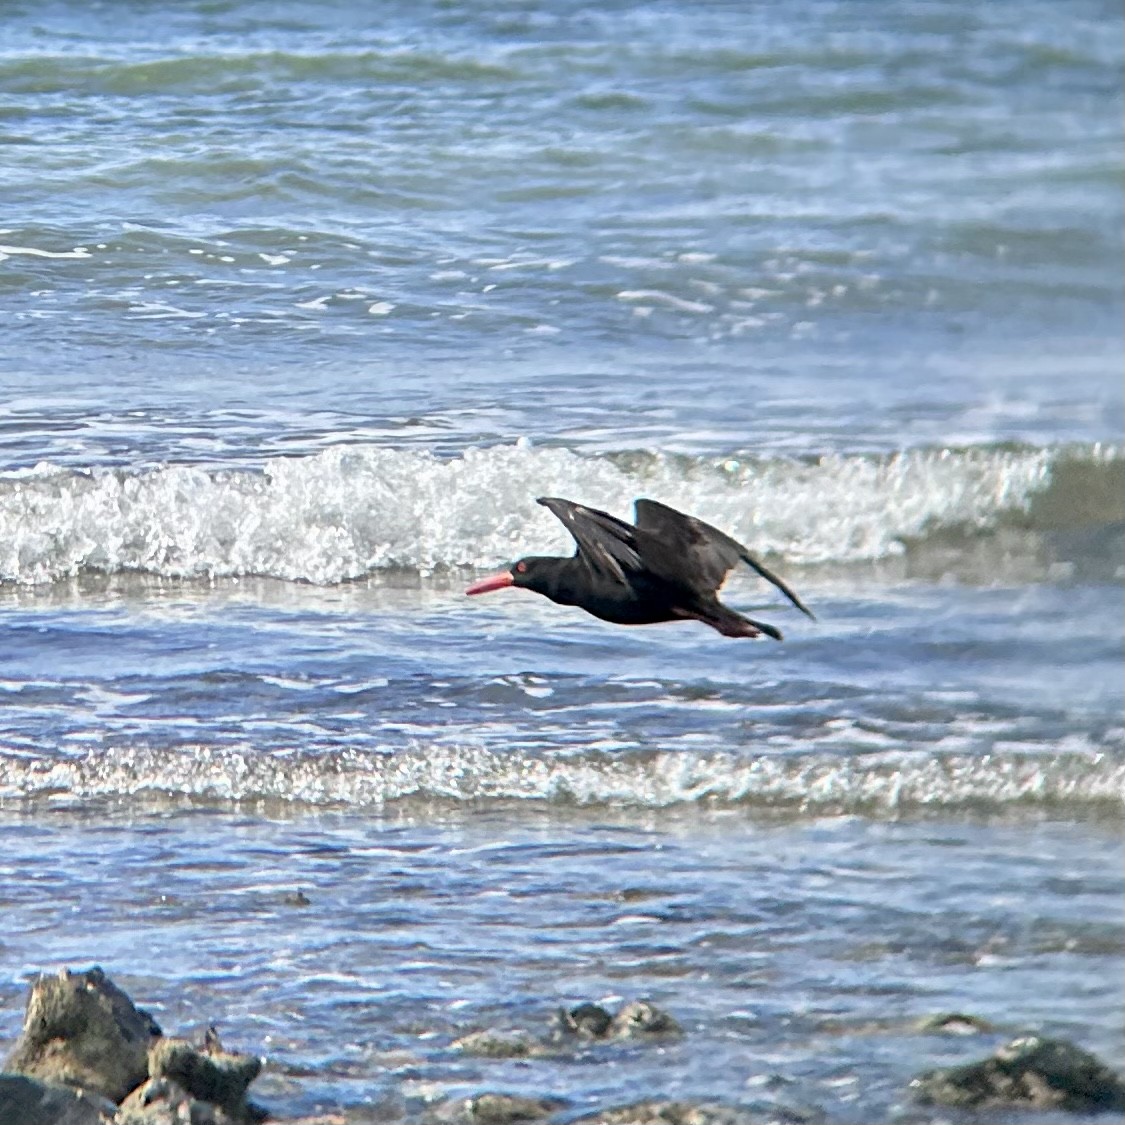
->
[[466, 496, 814, 640]]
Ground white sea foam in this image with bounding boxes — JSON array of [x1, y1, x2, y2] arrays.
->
[[2, 742, 1120, 813], [0, 244, 92, 260], [616, 289, 714, 313], [0, 441, 1106, 586]]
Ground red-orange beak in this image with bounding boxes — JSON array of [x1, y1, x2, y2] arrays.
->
[[465, 570, 515, 596]]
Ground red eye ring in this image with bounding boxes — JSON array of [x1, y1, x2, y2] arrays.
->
[[515, 561, 528, 574]]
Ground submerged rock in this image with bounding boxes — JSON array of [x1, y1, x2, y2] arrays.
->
[[556, 1000, 680, 1042], [468, 1093, 568, 1124], [436, 1092, 568, 1125], [916, 1012, 995, 1035], [4, 966, 161, 1103], [0, 1074, 117, 1125], [459, 999, 682, 1066], [911, 1034, 1125, 1112], [452, 1029, 543, 1059], [556, 1002, 614, 1039], [607, 1001, 682, 1039], [572, 1101, 765, 1125]]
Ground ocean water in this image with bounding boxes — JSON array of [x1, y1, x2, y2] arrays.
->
[[1, 1, 1122, 1122]]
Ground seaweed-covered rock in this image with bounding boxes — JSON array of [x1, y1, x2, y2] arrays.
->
[[468, 1093, 568, 1124], [147, 1036, 261, 1114], [911, 1034, 1125, 1112], [116, 1036, 268, 1123], [607, 1002, 681, 1039], [0, 1074, 117, 1125], [436, 1092, 568, 1125], [572, 1101, 763, 1125], [119, 1074, 265, 1124], [452, 1029, 542, 1059], [4, 966, 161, 1103], [555, 1000, 680, 1042]]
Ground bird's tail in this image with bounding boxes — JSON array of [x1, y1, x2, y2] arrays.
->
[[737, 549, 816, 621]]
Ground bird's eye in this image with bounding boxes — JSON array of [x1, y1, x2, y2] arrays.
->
[[515, 561, 528, 574]]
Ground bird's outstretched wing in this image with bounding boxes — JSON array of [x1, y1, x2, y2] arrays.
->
[[537, 496, 643, 587], [633, 498, 815, 620]]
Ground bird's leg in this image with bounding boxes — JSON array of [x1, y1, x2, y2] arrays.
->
[[711, 615, 764, 639], [699, 603, 783, 641]]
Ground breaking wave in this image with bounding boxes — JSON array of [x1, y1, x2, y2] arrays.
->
[[1, 440, 1120, 586], [2, 742, 1121, 816]]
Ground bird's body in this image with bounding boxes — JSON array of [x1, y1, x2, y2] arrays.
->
[[466, 496, 813, 641]]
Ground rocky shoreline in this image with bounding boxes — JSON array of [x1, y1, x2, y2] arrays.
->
[[2, 967, 1122, 1124]]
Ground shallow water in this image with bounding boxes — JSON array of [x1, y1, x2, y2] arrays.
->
[[1, 805, 1122, 1124], [1, 0, 1122, 1120]]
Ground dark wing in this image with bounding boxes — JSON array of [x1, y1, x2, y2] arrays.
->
[[537, 496, 644, 587], [633, 498, 815, 620]]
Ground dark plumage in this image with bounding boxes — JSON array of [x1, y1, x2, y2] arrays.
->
[[466, 496, 814, 640]]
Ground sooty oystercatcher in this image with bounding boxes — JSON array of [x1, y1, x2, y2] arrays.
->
[[465, 497, 814, 640]]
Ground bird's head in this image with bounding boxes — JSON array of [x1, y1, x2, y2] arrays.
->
[[465, 557, 558, 597]]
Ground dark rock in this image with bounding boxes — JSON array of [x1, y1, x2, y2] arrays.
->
[[118, 1076, 240, 1124], [279, 1118, 347, 1125], [916, 1012, 994, 1035], [557, 1002, 613, 1039], [146, 1037, 264, 1121], [0, 1073, 116, 1125], [4, 966, 161, 1103], [911, 1033, 1125, 1112], [556, 1000, 680, 1042], [464, 999, 682, 1068], [607, 1001, 681, 1039], [283, 890, 311, 908], [572, 1101, 763, 1125], [468, 1093, 567, 1124], [278, 1117, 347, 1125], [452, 1030, 541, 1058]]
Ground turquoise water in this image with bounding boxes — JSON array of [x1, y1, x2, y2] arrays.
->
[[1, 1, 1122, 1120]]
